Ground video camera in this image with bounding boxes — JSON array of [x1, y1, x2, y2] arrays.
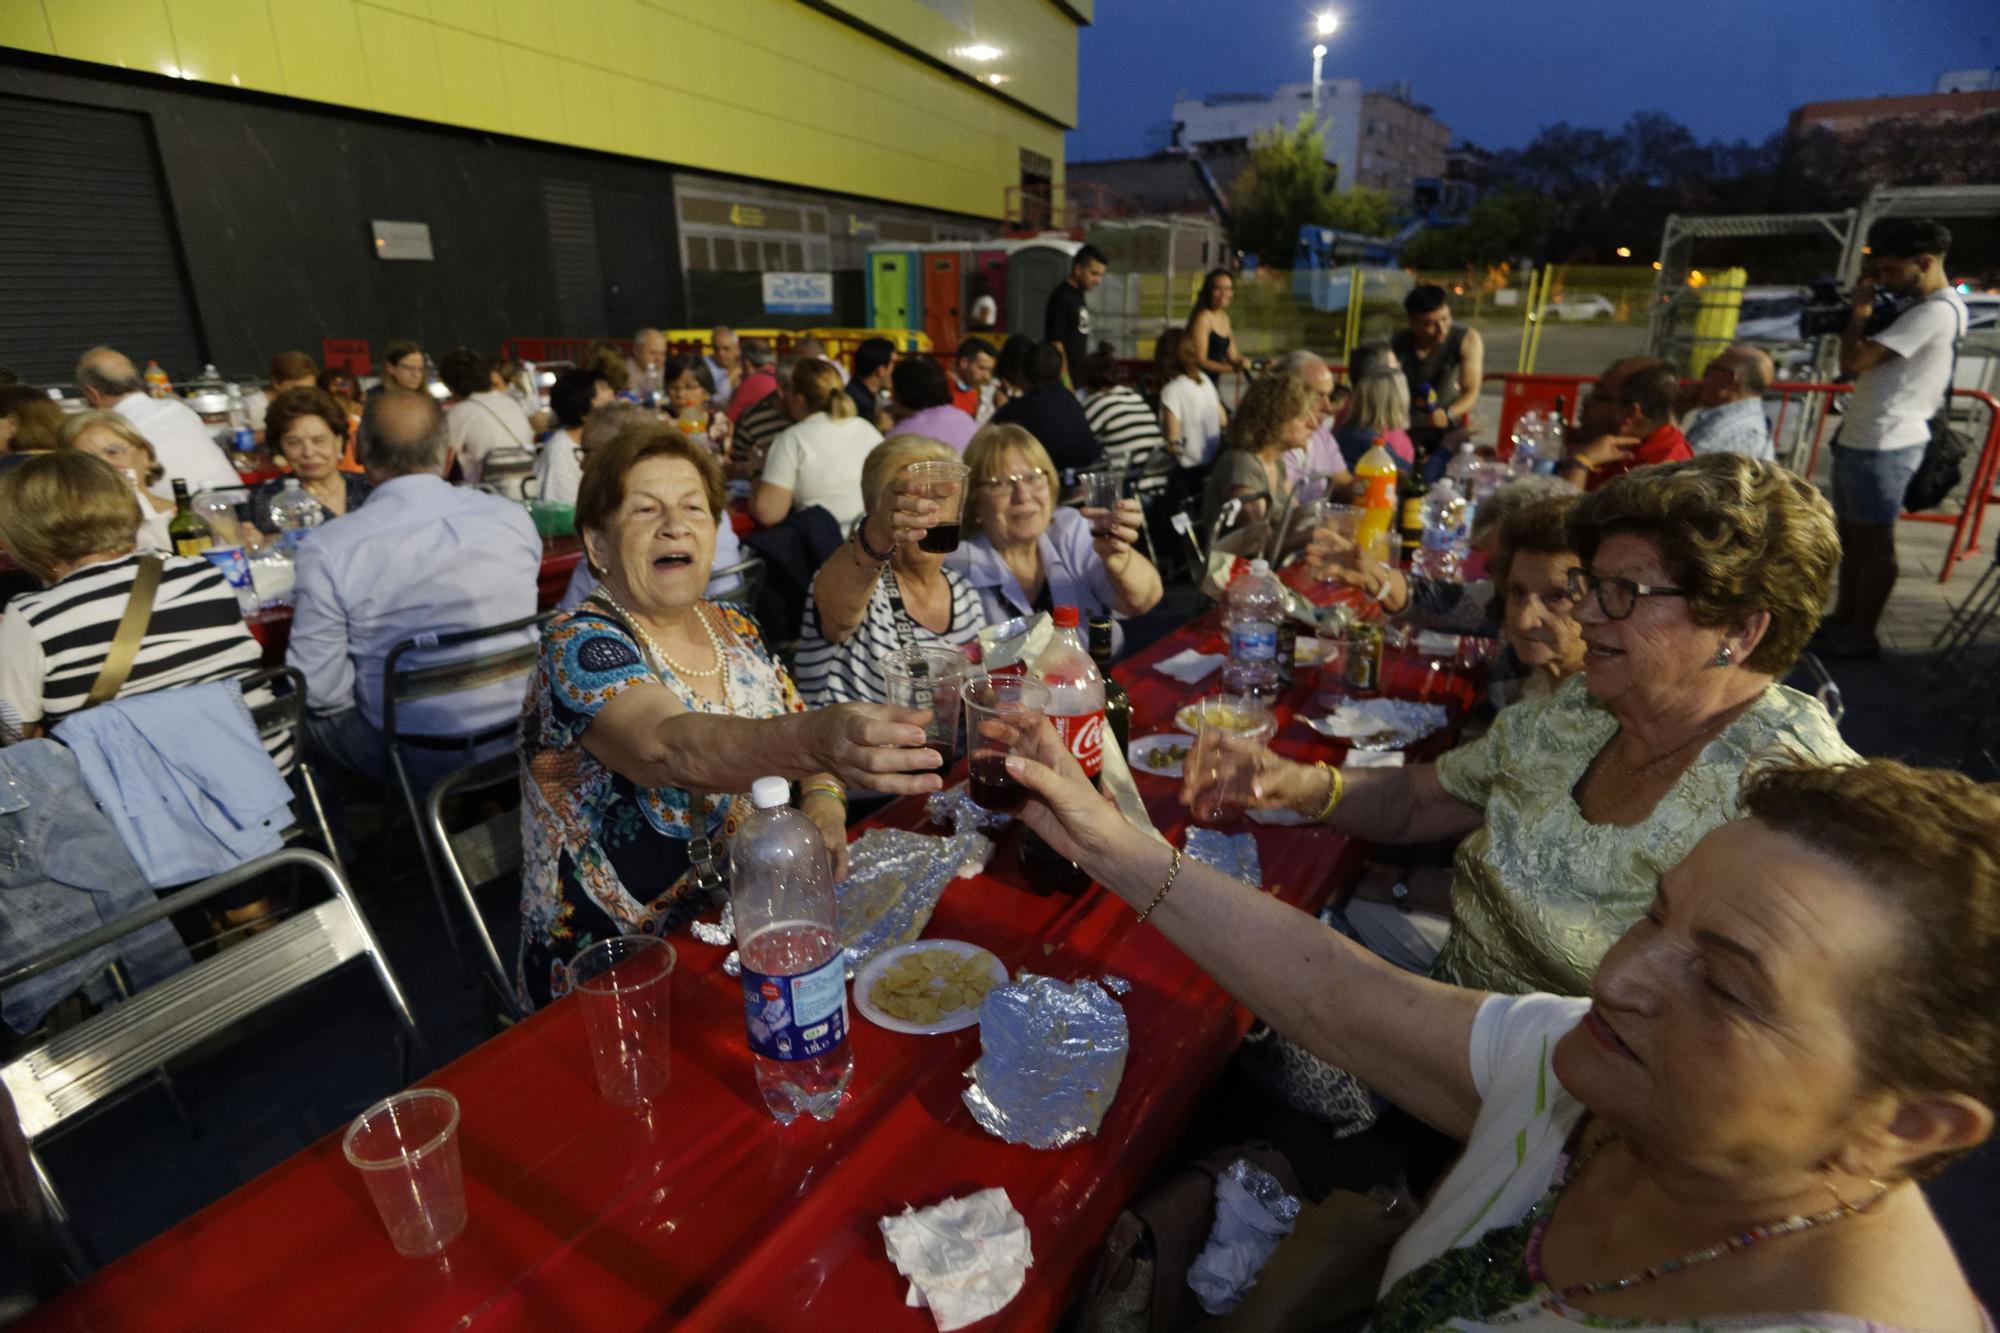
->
[[1799, 280, 1899, 339]]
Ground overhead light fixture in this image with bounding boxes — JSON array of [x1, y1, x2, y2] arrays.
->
[[986, 72, 1007, 85], [1317, 12, 1339, 35], [1615, 246, 1632, 258], [1312, 44, 1327, 59], [960, 43, 1003, 62]]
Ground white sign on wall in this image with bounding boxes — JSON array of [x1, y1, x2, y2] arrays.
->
[[371, 220, 434, 261], [762, 272, 834, 316]]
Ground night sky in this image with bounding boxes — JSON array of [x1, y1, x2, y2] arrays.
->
[[1067, 0, 2000, 161]]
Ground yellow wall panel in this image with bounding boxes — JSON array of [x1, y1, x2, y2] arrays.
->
[[164, 0, 284, 94], [43, 0, 177, 75], [271, 1, 366, 106], [30, 0, 1078, 221], [356, 7, 445, 124], [433, 28, 511, 137], [0, 2, 56, 53]]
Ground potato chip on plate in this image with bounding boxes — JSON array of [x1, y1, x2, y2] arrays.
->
[[854, 939, 1008, 1035]]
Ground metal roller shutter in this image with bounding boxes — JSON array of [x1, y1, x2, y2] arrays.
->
[[0, 92, 203, 385]]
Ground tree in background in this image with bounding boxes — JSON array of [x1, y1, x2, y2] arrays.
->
[[1402, 191, 1554, 268], [1228, 113, 1398, 264]]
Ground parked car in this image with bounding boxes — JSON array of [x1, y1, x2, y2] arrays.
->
[[1549, 293, 1616, 321]]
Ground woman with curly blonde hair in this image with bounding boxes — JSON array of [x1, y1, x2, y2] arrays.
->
[[1199, 370, 1318, 532]]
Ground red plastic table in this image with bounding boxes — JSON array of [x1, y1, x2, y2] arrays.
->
[[23, 610, 1473, 1333]]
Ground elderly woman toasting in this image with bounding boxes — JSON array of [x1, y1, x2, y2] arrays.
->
[[1204, 455, 1854, 995], [948, 423, 1162, 641], [517, 423, 941, 1009]]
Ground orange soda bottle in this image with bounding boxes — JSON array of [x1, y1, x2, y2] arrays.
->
[[1354, 438, 1398, 562]]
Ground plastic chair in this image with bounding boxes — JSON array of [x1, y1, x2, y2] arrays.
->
[[707, 553, 767, 618], [381, 613, 548, 985], [0, 847, 429, 1271], [423, 755, 524, 1019]]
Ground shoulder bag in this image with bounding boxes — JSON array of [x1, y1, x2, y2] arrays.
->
[[83, 556, 164, 707], [1902, 295, 1970, 513]]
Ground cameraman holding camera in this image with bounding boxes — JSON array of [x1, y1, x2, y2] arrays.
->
[[1820, 219, 1966, 659]]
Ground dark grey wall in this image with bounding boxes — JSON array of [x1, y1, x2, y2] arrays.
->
[[0, 53, 685, 384]]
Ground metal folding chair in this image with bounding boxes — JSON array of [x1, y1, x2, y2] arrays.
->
[[237, 665, 339, 862], [382, 613, 547, 986], [708, 553, 767, 617], [0, 848, 429, 1271], [423, 756, 525, 1020], [1931, 552, 2000, 676]]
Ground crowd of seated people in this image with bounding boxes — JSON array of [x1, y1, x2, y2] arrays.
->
[[1, 288, 1992, 1330]]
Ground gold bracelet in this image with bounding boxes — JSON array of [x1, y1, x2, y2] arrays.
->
[[1135, 847, 1185, 924], [1311, 761, 1344, 822], [802, 780, 847, 804]]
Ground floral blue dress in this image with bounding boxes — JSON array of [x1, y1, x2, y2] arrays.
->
[[516, 601, 801, 1010]]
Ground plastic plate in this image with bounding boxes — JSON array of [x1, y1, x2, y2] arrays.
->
[[853, 939, 1009, 1036]]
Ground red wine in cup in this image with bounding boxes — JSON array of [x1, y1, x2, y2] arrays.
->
[[969, 751, 1026, 812]]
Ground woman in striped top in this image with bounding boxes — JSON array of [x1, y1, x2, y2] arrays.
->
[[0, 452, 265, 745], [1078, 344, 1167, 469], [796, 435, 983, 707]]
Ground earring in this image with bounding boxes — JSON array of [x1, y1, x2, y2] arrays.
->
[[1714, 646, 1734, 668]]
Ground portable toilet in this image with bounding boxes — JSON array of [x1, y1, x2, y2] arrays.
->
[[867, 250, 922, 334], [971, 249, 1009, 334], [1003, 238, 1082, 341]]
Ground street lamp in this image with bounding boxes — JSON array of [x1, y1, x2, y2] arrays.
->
[[1311, 13, 1337, 111]]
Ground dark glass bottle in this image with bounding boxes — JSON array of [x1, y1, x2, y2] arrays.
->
[[168, 479, 212, 557], [1088, 615, 1130, 758]]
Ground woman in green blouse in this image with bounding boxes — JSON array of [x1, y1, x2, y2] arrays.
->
[[1202, 455, 1855, 997]]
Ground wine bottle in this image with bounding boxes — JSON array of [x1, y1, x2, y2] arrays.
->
[[168, 479, 213, 557], [1088, 614, 1130, 757]]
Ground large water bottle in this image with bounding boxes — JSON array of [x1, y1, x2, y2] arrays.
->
[[1412, 477, 1473, 581], [1221, 558, 1285, 698], [246, 543, 294, 607], [731, 777, 854, 1124], [1445, 440, 1479, 492], [267, 478, 325, 555]]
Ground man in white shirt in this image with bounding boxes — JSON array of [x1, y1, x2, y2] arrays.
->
[[1821, 219, 1967, 658], [75, 346, 240, 496], [288, 391, 540, 788], [629, 327, 668, 403], [1682, 343, 1775, 462], [533, 367, 612, 506], [440, 347, 534, 485], [705, 326, 742, 409]]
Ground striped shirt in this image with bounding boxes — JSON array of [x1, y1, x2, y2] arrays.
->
[[794, 567, 983, 706], [1083, 385, 1167, 463], [0, 555, 283, 763]]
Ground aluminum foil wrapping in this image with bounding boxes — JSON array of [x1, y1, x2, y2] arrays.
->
[[1184, 827, 1262, 888], [962, 973, 1129, 1150], [689, 900, 735, 948], [1099, 974, 1132, 996], [926, 783, 1014, 838], [836, 825, 988, 977], [1221, 1157, 1301, 1227]]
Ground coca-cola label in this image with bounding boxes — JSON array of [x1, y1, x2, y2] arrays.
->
[[1052, 709, 1104, 778]]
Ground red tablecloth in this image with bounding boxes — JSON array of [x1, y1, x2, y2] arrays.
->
[[24, 615, 1474, 1333]]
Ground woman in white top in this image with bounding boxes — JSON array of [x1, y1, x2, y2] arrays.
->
[[751, 359, 883, 531], [795, 435, 982, 707], [1002, 731, 1997, 1332], [58, 411, 174, 554], [534, 367, 612, 507], [1156, 328, 1226, 471]]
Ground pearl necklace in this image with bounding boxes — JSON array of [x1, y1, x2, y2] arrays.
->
[[594, 587, 734, 713]]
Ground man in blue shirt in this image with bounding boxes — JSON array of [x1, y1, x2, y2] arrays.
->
[[288, 391, 541, 789], [1683, 344, 1775, 462]]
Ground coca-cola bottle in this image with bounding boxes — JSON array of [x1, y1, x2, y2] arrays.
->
[[1019, 606, 1102, 893]]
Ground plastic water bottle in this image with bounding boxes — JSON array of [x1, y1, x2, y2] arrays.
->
[[246, 543, 294, 607], [225, 383, 257, 459], [731, 777, 853, 1125], [1031, 606, 1106, 783], [267, 478, 325, 555], [1222, 558, 1285, 698], [1413, 477, 1473, 582], [1445, 440, 1479, 492], [1510, 418, 1541, 475]]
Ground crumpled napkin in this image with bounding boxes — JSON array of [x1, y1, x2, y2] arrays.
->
[[1187, 1159, 1302, 1315], [880, 1187, 1033, 1330], [1155, 648, 1224, 684], [1302, 697, 1448, 749]]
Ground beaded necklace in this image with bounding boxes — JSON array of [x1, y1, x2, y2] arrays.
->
[[1484, 1125, 1899, 1323]]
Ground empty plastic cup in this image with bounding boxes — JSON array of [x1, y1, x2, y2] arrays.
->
[[571, 935, 676, 1106], [342, 1088, 467, 1257]]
